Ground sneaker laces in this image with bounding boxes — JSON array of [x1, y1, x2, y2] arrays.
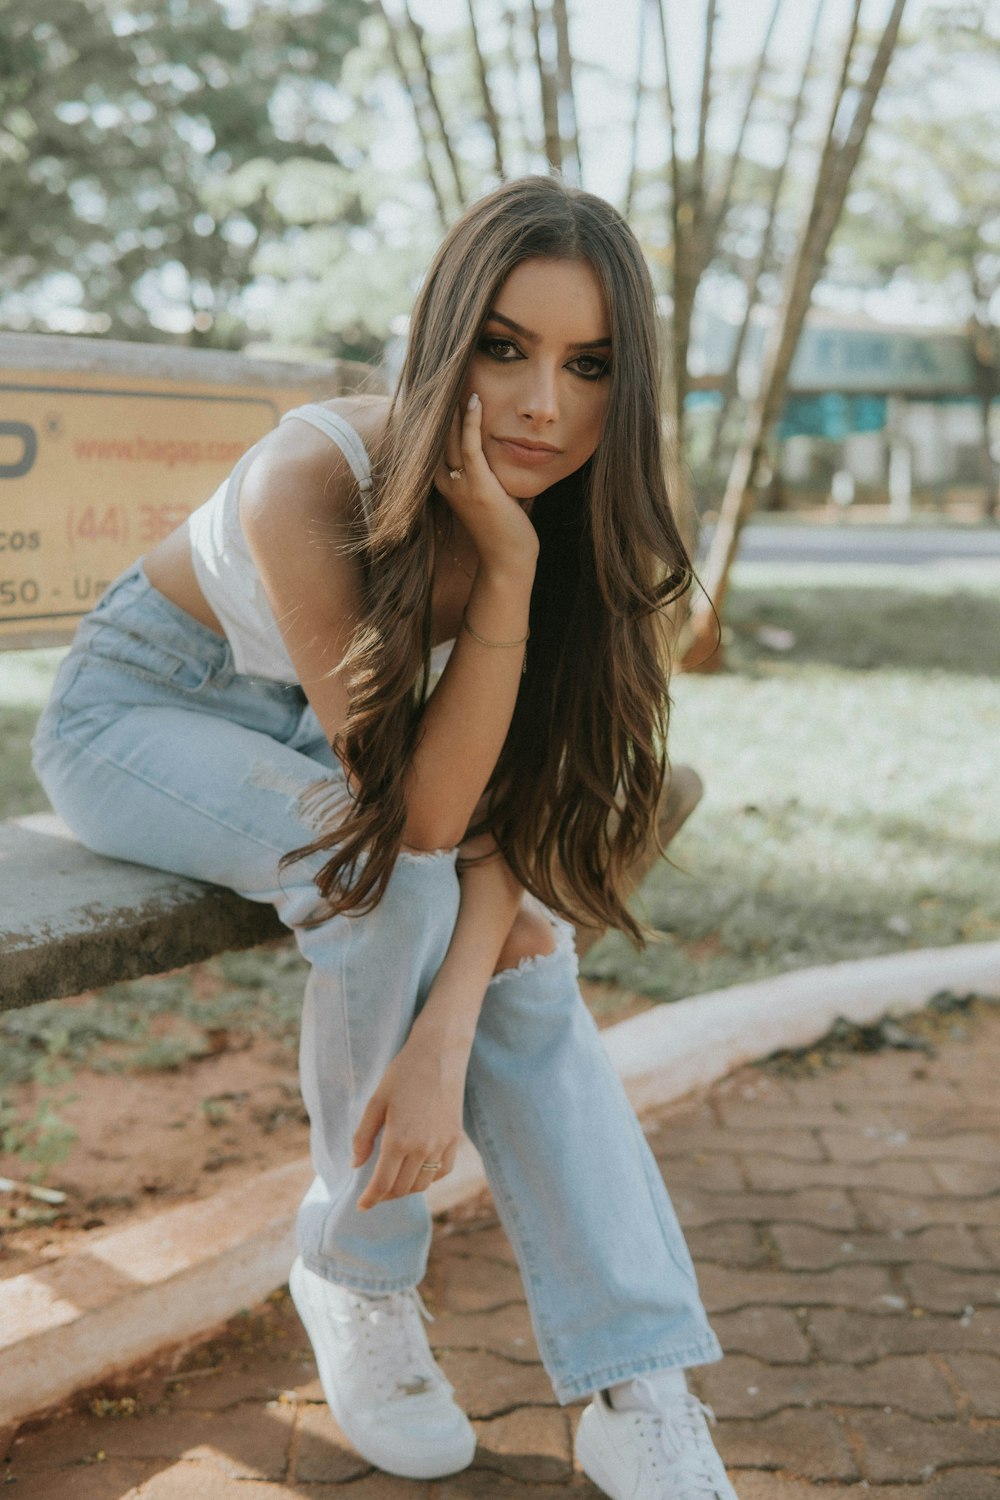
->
[[338, 1287, 447, 1403], [629, 1379, 730, 1498]]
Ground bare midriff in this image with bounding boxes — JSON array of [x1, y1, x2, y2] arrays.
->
[[142, 524, 226, 637]]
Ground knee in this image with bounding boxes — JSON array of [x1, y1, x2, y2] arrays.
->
[[493, 895, 557, 975]]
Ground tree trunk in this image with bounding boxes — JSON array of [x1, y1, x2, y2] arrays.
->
[[465, 0, 505, 180], [707, 0, 826, 470], [552, 0, 580, 183], [703, 0, 784, 255], [372, 0, 449, 230], [400, 0, 467, 211], [625, 0, 649, 216], [656, 1, 710, 552], [679, 0, 909, 670], [501, 6, 532, 169], [529, 0, 562, 170]]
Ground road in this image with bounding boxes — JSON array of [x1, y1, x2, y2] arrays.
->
[[698, 523, 1000, 567]]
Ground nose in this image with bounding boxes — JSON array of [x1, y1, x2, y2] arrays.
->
[[516, 361, 559, 426]]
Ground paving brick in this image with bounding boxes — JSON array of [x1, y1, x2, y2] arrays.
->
[[656, 1153, 747, 1191], [699, 1352, 954, 1420], [440, 1470, 602, 1494], [732, 1476, 1000, 1500], [820, 1128, 1000, 1165], [697, 1261, 892, 1314], [976, 1226, 1000, 1260], [847, 1409, 1000, 1482], [422, 1301, 541, 1362], [5, 1399, 290, 1477], [138, 1463, 424, 1496], [931, 1160, 1000, 1195], [787, 1071, 962, 1111], [655, 1124, 826, 1162], [807, 1307, 1000, 1362], [916, 1476, 1000, 1500], [674, 1186, 859, 1231], [0, 1457, 154, 1500], [715, 1099, 900, 1134], [437, 1349, 556, 1419], [874, 1102, 1000, 1135], [945, 1353, 1000, 1418], [438, 1472, 600, 1498], [435, 1220, 518, 1265], [713, 1409, 858, 1480], [423, 1252, 525, 1313], [744, 1153, 939, 1194], [471, 1407, 572, 1482], [686, 1221, 771, 1267], [711, 1307, 811, 1363], [162, 1348, 316, 1410], [901, 1263, 1000, 1313], [772, 1222, 989, 1271], [129, 1466, 272, 1498], [853, 1188, 1000, 1231], [291, 1401, 371, 1482]]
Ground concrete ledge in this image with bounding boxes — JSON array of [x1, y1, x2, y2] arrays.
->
[[3, 939, 999, 1428], [0, 814, 286, 1010], [603, 939, 1000, 1112]]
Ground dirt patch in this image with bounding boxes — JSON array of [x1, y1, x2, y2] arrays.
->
[[0, 1022, 310, 1281], [0, 957, 647, 1282]]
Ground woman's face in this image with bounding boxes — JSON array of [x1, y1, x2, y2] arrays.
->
[[462, 256, 612, 500]]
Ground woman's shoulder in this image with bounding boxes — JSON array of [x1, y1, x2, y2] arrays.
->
[[240, 393, 391, 533], [314, 392, 392, 456]]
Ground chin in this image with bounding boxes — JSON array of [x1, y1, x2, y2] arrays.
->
[[495, 462, 567, 502]]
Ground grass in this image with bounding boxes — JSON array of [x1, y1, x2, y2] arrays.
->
[[1, 560, 998, 1171], [583, 561, 1000, 1000]]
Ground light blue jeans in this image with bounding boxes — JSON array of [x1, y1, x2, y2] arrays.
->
[[30, 560, 722, 1402]]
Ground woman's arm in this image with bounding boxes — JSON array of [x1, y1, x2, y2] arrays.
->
[[350, 838, 524, 1211], [240, 396, 537, 853]]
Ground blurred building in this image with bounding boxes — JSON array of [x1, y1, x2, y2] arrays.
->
[[691, 307, 995, 514]]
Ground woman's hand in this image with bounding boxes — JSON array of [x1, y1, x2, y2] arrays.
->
[[435, 394, 539, 576], [352, 1029, 469, 1211]]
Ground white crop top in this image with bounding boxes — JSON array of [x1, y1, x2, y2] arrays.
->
[[187, 404, 455, 686]]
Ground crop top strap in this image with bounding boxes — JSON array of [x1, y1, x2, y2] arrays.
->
[[279, 403, 374, 530]]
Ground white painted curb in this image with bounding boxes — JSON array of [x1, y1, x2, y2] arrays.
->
[[3, 939, 999, 1428]]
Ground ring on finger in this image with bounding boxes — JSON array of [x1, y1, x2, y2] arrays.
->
[[448, 466, 465, 481], [418, 1160, 442, 1173]]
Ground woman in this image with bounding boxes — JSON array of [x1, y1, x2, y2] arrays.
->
[[32, 176, 737, 1499]]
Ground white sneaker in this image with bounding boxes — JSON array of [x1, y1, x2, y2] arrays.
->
[[575, 1379, 739, 1499], [288, 1255, 476, 1480]]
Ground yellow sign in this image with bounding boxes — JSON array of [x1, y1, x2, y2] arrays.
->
[[0, 337, 368, 648]]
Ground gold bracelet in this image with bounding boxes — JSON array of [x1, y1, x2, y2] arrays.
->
[[461, 613, 530, 673], [461, 614, 529, 649]]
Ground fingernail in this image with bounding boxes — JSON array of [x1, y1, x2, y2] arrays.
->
[[467, 392, 479, 410]]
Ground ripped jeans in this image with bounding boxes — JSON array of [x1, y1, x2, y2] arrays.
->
[[30, 560, 722, 1403]]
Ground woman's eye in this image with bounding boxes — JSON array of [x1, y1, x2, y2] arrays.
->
[[478, 336, 522, 360], [571, 353, 611, 380]]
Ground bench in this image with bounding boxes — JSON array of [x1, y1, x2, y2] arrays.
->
[[1, 769, 704, 1011]]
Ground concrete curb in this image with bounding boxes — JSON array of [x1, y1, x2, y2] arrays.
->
[[3, 939, 999, 1428]]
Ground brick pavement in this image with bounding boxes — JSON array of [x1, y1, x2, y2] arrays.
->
[[4, 997, 1000, 1498]]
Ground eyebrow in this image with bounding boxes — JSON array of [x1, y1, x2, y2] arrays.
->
[[486, 309, 612, 350]]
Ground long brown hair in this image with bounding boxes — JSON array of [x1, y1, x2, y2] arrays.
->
[[282, 175, 693, 943]]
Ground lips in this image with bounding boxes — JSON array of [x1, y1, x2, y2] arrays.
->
[[494, 437, 562, 464]]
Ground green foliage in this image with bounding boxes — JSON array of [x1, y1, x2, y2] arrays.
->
[[836, 1, 1000, 316], [0, 0, 368, 347], [0, 1039, 79, 1177]]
